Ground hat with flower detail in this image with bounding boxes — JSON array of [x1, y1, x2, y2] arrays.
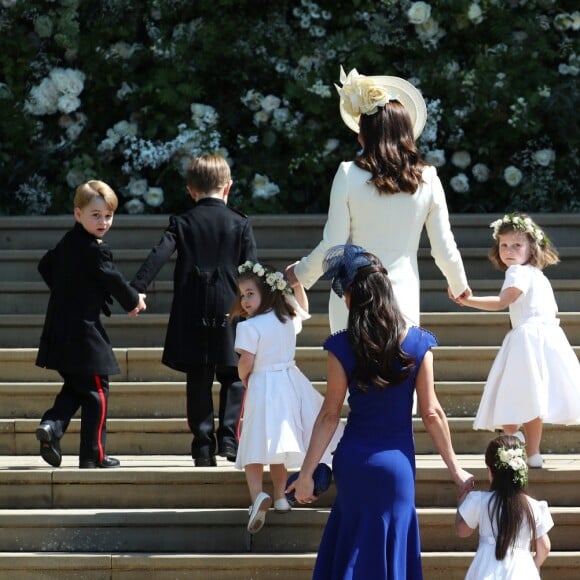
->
[[335, 66, 427, 139]]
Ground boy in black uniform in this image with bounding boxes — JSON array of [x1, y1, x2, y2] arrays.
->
[[35, 180, 146, 468], [131, 154, 257, 466]]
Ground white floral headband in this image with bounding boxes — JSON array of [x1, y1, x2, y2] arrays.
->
[[490, 213, 549, 246], [238, 261, 292, 295], [335, 66, 400, 117], [495, 445, 528, 487]]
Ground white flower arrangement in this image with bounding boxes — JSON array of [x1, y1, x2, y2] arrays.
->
[[490, 213, 549, 246], [238, 261, 292, 295], [335, 67, 399, 117], [495, 445, 528, 487]]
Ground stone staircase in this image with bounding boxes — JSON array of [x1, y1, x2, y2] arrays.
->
[[0, 214, 579, 579]]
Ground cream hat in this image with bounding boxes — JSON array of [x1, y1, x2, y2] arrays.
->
[[335, 66, 427, 139]]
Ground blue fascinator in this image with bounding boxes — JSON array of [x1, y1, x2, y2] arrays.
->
[[320, 244, 372, 297]]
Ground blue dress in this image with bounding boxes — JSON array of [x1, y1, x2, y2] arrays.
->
[[313, 327, 437, 580]]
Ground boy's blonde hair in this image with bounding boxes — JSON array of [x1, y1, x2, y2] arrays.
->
[[74, 180, 118, 212], [187, 154, 231, 193]]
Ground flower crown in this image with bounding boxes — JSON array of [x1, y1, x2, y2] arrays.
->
[[335, 66, 399, 117], [490, 213, 549, 246], [238, 261, 293, 295], [494, 445, 528, 487]]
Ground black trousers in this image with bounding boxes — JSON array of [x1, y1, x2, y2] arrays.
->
[[186, 364, 244, 459], [40, 372, 110, 465]]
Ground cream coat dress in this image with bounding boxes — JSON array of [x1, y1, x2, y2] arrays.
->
[[294, 162, 468, 332]]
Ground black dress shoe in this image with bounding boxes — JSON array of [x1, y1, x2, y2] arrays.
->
[[79, 456, 120, 469], [194, 456, 217, 467], [35, 423, 62, 467], [217, 444, 237, 463]]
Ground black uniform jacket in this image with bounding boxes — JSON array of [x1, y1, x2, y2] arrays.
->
[[131, 197, 257, 370], [36, 222, 139, 375]]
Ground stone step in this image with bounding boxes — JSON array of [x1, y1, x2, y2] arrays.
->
[[0, 380, 478, 419], [0, 552, 577, 580], [0, 379, 571, 421], [2, 346, 578, 383], [3, 277, 580, 319], [0, 505, 578, 553], [3, 246, 580, 283], [2, 214, 579, 251], [2, 418, 578, 456], [1, 455, 578, 509], [2, 311, 579, 348]]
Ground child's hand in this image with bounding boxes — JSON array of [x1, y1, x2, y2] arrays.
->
[[285, 262, 300, 287], [129, 294, 147, 317]]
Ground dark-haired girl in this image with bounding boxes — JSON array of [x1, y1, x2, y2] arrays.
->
[[456, 435, 553, 578], [231, 262, 342, 535]]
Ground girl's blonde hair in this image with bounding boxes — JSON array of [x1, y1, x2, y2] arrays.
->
[[488, 213, 559, 271], [74, 180, 118, 211], [230, 268, 296, 323]]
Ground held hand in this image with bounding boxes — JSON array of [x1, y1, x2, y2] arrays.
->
[[128, 293, 147, 317], [454, 468, 475, 500], [285, 262, 300, 287], [448, 286, 472, 306], [286, 474, 316, 505]]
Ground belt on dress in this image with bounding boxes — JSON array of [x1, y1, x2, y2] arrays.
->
[[479, 536, 529, 551], [253, 361, 295, 373]]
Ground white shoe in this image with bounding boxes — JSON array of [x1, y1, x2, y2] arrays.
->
[[274, 497, 292, 513], [513, 431, 526, 444], [527, 453, 544, 468], [247, 492, 272, 534]]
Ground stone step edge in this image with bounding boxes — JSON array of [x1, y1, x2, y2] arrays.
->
[[3, 416, 580, 434], [0, 551, 577, 572]]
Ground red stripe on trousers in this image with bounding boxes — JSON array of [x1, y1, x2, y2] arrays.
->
[[94, 375, 107, 462]]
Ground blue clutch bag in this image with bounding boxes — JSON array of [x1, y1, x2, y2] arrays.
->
[[285, 463, 332, 506]]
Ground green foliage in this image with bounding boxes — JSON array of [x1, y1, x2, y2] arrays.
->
[[0, 0, 578, 216]]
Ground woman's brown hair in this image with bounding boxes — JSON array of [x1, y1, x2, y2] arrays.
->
[[355, 101, 425, 195]]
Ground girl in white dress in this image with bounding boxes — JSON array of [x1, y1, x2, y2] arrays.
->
[[458, 213, 580, 468], [456, 435, 553, 579], [230, 261, 342, 534]]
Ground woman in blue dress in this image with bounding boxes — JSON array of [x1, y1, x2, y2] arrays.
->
[[287, 245, 474, 579]]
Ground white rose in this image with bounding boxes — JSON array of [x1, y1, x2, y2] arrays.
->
[[125, 198, 145, 214], [415, 18, 442, 42], [532, 148, 555, 166], [472, 163, 490, 182], [57, 94, 81, 114], [276, 280, 287, 291], [261, 94, 281, 113], [407, 1, 432, 25], [24, 78, 59, 115], [498, 449, 510, 463], [451, 150, 471, 169], [504, 165, 523, 187], [253, 110, 270, 126], [128, 178, 148, 197], [49, 68, 85, 96], [424, 149, 446, 167], [467, 3, 483, 24], [143, 187, 164, 207], [450, 173, 470, 193]]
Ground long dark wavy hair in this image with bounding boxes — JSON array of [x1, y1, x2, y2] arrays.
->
[[347, 253, 415, 391], [485, 435, 536, 560], [355, 101, 426, 195]]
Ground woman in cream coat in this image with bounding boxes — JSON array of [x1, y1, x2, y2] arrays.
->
[[287, 68, 469, 331]]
